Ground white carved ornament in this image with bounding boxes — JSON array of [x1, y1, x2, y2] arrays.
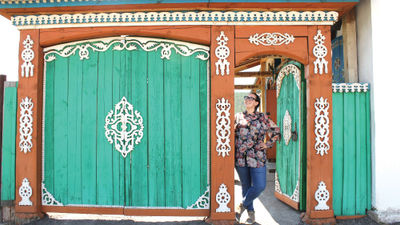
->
[[19, 97, 33, 154], [332, 83, 369, 93], [216, 183, 231, 213], [216, 98, 231, 158], [275, 173, 299, 202], [215, 31, 230, 76], [314, 97, 330, 156], [276, 64, 301, 98], [249, 32, 295, 46], [187, 186, 210, 209], [42, 183, 63, 206], [315, 181, 330, 210], [313, 30, 328, 75], [19, 178, 33, 206], [283, 110, 292, 146], [21, 35, 34, 77], [105, 97, 144, 158]]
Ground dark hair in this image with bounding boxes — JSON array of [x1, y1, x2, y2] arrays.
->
[[250, 92, 261, 112]]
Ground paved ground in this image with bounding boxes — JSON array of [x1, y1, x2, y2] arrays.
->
[[23, 169, 391, 225]]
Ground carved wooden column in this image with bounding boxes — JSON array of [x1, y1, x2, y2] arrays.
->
[[208, 26, 235, 224], [303, 25, 335, 224], [15, 29, 43, 219]]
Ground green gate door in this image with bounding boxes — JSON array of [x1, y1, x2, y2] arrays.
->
[[275, 61, 306, 210], [42, 37, 209, 210]]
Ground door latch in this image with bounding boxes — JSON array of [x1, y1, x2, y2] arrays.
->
[[292, 122, 298, 142]]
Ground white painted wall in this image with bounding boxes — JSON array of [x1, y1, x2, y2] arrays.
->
[[0, 15, 19, 81], [357, 0, 400, 222]]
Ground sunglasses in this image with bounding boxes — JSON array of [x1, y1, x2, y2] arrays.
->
[[244, 96, 256, 101]]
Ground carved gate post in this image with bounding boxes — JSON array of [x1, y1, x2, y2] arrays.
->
[[209, 26, 235, 224], [303, 26, 335, 224], [15, 29, 43, 219]]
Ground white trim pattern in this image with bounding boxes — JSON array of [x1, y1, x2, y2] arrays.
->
[[274, 173, 299, 202], [332, 83, 369, 92], [187, 186, 210, 209], [249, 32, 295, 46], [313, 30, 328, 75], [314, 97, 330, 156], [19, 178, 33, 206], [315, 181, 330, 210], [19, 97, 33, 154], [42, 183, 63, 206], [215, 31, 230, 76], [21, 35, 34, 77], [12, 11, 339, 29], [283, 110, 292, 146], [276, 64, 301, 98], [216, 98, 231, 158], [216, 183, 231, 213]]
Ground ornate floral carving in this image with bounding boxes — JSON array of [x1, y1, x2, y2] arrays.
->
[[216, 98, 231, 158], [216, 184, 231, 213], [19, 178, 33, 206], [42, 183, 63, 206], [313, 30, 328, 75], [332, 83, 369, 93], [215, 31, 230, 76], [276, 64, 301, 98], [249, 32, 295, 46], [315, 181, 330, 210], [283, 110, 292, 145], [19, 97, 33, 154], [105, 97, 144, 158], [21, 35, 34, 78], [187, 186, 210, 209], [275, 173, 299, 202], [314, 97, 330, 156]]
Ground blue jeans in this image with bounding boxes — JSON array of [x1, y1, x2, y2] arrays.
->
[[236, 166, 266, 211]]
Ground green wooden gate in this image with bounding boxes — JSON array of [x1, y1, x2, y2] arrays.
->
[[42, 37, 209, 209], [275, 61, 306, 210]]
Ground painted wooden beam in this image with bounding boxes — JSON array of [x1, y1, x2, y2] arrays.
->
[[234, 71, 273, 77], [342, 8, 358, 83]]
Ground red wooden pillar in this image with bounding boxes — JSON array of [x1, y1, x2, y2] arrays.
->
[[15, 29, 44, 219], [208, 26, 235, 224], [303, 26, 335, 224]]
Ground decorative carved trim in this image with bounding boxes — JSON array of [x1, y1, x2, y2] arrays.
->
[[276, 64, 301, 98], [19, 178, 33, 206], [314, 181, 330, 210], [187, 186, 210, 209], [21, 35, 34, 77], [44, 37, 209, 62], [19, 97, 33, 154], [249, 32, 295, 46], [216, 183, 231, 213], [215, 31, 230, 76], [332, 83, 369, 93], [275, 173, 299, 202], [12, 11, 339, 29], [42, 183, 63, 206], [283, 110, 292, 145], [105, 97, 144, 158], [314, 97, 330, 156], [216, 98, 231, 158], [313, 30, 328, 75]]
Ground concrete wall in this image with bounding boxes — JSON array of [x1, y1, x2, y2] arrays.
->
[[356, 0, 400, 223]]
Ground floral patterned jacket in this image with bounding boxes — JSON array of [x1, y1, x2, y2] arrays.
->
[[234, 111, 280, 168]]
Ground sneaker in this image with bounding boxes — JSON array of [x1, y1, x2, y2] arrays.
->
[[246, 210, 255, 224], [235, 203, 245, 221]]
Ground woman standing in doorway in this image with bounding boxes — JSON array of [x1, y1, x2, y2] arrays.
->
[[234, 92, 280, 224]]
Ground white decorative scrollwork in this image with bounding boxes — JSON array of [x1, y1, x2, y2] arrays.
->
[[44, 37, 209, 62], [19, 178, 33, 206], [313, 30, 328, 75], [216, 183, 231, 213], [275, 173, 299, 202], [332, 83, 369, 93], [314, 97, 330, 156], [276, 64, 301, 98], [42, 183, 63, 206], [215, 31, 230, 76], [216, 98, 231, 158], [187, 186, 210, 209], [283, 110, 292, 146], [315, 181, 330, 210], [249, 32, 295, 46], [105, 97, 144, 158], [19, 97, 33, 154], [21, 35, 34, 77]]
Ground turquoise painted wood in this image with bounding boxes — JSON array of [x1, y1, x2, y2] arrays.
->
[[332, 87, 372, 216], [43, 38, 209, 208], [276, 61, 306, 210], [1, 84, 18, 201]]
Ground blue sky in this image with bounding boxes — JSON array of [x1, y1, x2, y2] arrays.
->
[[0, 15, 19, 81]]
